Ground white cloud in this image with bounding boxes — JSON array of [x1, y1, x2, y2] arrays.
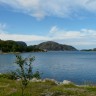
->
[[49, 26, 96, 47], [49, 26, 58, 33], [0, 32, 50, 41], [50, 26, 96, 39], [0, 25, 96, 48], [0, 0, 96, 19]]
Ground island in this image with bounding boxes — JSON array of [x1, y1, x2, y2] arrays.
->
[[34, 41, 77, 51], [0, 40, 77, 53], [81, 48, 96, 51]]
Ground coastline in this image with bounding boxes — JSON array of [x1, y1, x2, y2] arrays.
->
[[0, 76, 96, 96]]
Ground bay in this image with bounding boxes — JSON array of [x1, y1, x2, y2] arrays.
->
[[0, 51, 96, 84]]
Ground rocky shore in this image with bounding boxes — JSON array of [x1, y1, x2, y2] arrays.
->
[[30, 78, 73, 85]]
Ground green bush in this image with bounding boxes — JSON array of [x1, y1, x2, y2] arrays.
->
[[0, 72, 17, 80]]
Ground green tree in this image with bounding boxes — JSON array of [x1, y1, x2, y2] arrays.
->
[[15, 55, 40, 96]]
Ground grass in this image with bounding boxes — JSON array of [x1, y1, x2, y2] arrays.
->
[[0, 78, 96, 96]]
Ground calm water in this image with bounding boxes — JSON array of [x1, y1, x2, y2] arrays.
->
[[0, 51, 96, 84]]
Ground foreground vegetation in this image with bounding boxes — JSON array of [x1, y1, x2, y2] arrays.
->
[[0, 77, 96, 96]]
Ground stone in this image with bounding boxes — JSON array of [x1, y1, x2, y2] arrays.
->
[[30, 78, 42, 82], [62, 80, 72, 84]]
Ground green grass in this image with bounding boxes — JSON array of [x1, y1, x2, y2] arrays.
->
[[0, 78, 96, 96]]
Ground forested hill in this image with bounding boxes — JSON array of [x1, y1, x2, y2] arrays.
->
[[0, 40, 26, 52], [0, 40, 77, 52], [35, 41, 77, 51], [0, 40, 43, 52]]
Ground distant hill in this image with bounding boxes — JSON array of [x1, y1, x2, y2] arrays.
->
[[81, 48, 96, 51], [0, 40, 27, 52], [0, 40, 44, 52], [35, 41, 77, 51], [16, 41, 27, 47], [0, 40, 77, 52]]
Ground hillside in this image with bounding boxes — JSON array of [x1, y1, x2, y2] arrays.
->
[[16, 41, 27, 47], [0, 40, 77, 52], [35, 41, 77, 51], [0, 40, 27, 52], [0, 40, 44, 53]]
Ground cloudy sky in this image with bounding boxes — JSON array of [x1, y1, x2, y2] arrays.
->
[[0, 0, 96, 49]]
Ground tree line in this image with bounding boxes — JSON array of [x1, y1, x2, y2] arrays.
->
[[0, 40, 43, 52]]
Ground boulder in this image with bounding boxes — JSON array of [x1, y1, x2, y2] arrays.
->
[[62, 80, 72, 85], [30, 78, 42, 82]]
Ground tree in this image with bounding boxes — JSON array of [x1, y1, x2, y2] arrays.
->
[[15, 55, 40, 96]]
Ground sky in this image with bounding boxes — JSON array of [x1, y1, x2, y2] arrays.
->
[[0, 0, 96, 49]]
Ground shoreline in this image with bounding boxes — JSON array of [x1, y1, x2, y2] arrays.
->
[[0, 73, 95, 86]]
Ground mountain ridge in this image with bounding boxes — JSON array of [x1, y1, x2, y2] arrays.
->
[[35, 41, 77, 51]]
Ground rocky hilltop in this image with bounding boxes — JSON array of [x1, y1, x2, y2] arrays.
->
[[35, 41, 77, 51]]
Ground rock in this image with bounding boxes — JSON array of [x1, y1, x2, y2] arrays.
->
[[30, 78, 42, 82], [62, 80, 72, 85]]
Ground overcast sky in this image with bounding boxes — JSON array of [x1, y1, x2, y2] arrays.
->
[[0, 0, 96, 49]]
